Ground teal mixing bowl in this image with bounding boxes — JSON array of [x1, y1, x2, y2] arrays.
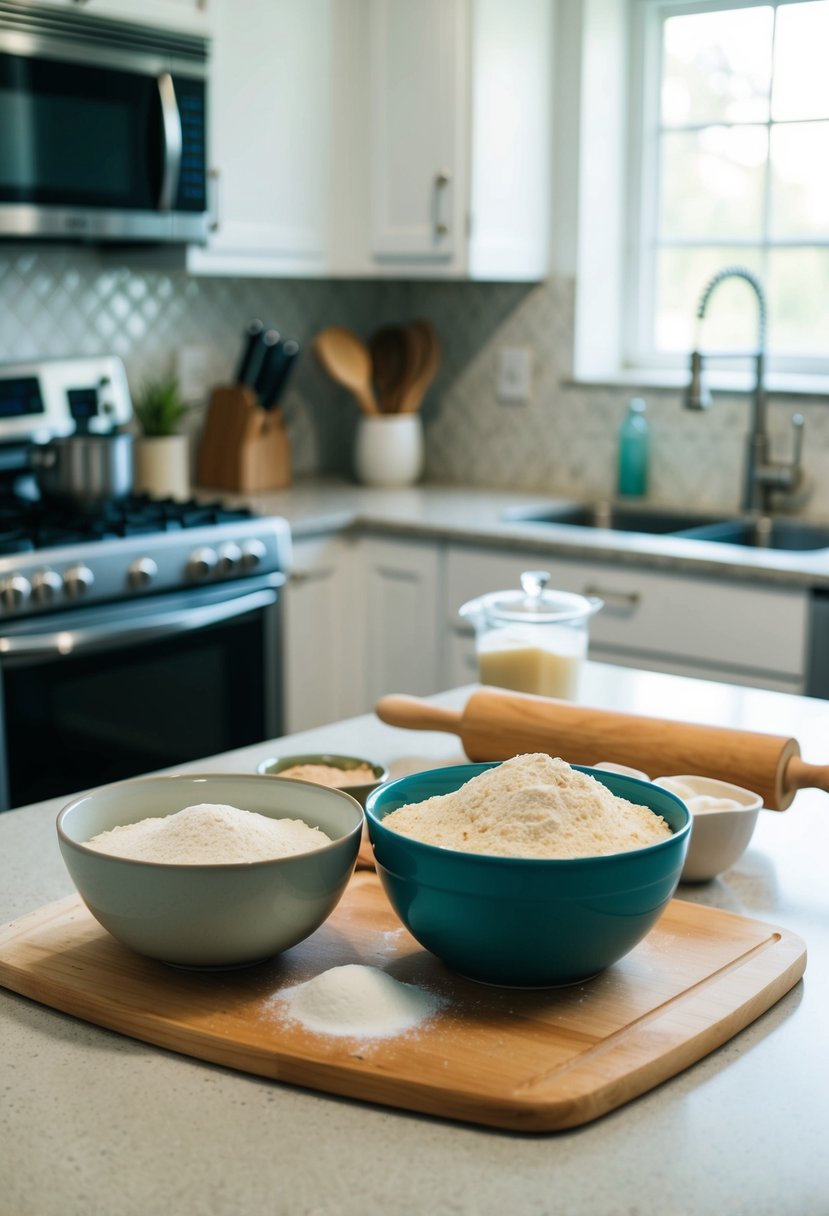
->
[[365, 762, 691, 987]]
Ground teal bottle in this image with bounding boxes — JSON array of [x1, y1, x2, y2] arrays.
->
[[617, 398, 649, 498]]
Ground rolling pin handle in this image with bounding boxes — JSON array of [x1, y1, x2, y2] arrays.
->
[[375, 694, 462, 736]]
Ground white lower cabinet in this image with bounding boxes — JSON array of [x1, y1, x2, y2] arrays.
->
[[444, 545, 810, 695], [283, 534, 443, 733]]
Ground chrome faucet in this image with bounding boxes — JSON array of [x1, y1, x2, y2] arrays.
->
[[684, 265, 804, 515]]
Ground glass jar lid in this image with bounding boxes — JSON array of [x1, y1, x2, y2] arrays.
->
[[462, 571, 603, 625]]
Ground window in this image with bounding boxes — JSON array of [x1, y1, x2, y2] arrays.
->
[[628, 0, 829, 377]]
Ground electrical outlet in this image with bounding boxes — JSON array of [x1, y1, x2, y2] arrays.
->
[[496, 347, 533, 403]]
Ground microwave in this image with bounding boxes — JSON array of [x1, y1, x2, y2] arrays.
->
[[0, 1, 209, 243]]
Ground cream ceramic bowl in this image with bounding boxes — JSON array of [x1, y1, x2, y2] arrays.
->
[[652, 774, 763, 882], [57, 772, 363, 968]]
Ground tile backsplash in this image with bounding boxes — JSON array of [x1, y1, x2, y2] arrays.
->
[[1, 245, 827, 517]]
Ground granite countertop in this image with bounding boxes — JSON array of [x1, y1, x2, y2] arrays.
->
[[212, 477, 829, 590], [1, 663, 828, 1216]]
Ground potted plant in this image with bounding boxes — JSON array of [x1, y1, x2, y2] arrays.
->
[[132, 374, 191, 500]]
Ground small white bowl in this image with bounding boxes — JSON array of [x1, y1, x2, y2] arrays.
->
[[652, 774, 763, 883]]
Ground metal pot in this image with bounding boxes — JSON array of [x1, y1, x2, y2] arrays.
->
[[31, 432, 134, 509]]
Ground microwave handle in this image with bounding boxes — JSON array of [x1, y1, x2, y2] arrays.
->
[[0, 588, 278, 661], [157, 72, 183, 212]]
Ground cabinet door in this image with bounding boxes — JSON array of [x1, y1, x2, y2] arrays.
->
[[368, 0, 467, 267], [359, 536, 442, 705], [188, 0, 334, 276], [283, 536, 362, 734]]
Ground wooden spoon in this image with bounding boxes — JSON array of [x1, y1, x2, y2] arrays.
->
[[369, 325, 409, 413], [312, 326, 378, 415], [398, 321, 441, 414]]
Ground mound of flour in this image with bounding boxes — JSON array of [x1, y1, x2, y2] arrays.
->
[[382, 753, 671, 859], [276, 964, 441, 1039], [84, 802, 330, 864]]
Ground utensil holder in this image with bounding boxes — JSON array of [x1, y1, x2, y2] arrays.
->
[[354, 414, 424, 487]]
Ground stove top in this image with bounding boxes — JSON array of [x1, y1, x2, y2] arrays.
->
[[0, 493, 292, 621], [0, 494, 259, 555]]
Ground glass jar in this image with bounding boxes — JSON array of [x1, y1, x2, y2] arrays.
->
[[459, 571, 602, 700]]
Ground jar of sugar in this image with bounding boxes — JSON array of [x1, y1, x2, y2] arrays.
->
[[459, 572, 602, 700]]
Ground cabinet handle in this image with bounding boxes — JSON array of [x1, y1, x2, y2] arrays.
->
[[207, 167, 221, 233], [434, 169, 451, 239], [583, 585, 641, 609]]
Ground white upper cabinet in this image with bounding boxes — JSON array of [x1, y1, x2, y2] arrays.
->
[[187, 0, 336, 277], [367, 0, 467, 271], [189, 0, 552, 280]]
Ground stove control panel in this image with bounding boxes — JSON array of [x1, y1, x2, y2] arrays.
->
[[0, 517, 292, 621], [0, 355, 133, 445]]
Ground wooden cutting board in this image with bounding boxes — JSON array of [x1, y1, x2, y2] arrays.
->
[[0, 876, 805, 1132]]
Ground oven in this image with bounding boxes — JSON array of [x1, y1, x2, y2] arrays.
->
[[0, 572, 283, 810], [0, 353, 292, 810]]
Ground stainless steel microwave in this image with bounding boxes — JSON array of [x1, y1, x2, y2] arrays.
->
[[0, 1, 209, 243]]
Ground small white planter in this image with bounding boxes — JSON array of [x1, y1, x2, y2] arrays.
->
[[354, 414, 424, 487], [133, 434, 190, 500]]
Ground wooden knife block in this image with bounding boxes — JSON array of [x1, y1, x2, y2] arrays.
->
[[197, 385, 291, 493]]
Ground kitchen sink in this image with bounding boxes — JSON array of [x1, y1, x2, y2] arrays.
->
[[678, 518, 829, 552], [501, 502, 829, 552], [501, 502, 724, 535]]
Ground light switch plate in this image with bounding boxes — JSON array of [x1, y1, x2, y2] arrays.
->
[[176, 345, 214, 404], [497, 347, 533, 403]]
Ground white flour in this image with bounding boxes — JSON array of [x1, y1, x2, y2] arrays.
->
[[276, 964, 441, 1039], [383, 753, 672, 859], [84, 802, 330, 864]]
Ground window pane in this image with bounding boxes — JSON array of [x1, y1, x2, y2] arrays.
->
[[655, 248, 764, 352], [770, 121, 829, 237], [660, 127, 767, 239], [772, 0, 829, 121], [662, 7, 773, 125], [768, 248, 829, 354]]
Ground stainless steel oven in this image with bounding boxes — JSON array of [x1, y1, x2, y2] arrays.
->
[[0, 571, 283, 809], [0, 1, 209, 243], [0, 353, 292, 810]]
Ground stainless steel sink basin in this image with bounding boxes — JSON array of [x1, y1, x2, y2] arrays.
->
[[501, 502, 829, 552], [677, 518, 829, 552], [502, 502, 719, 535]]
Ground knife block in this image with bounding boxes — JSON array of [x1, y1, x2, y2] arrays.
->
[[197, 385, 292, 493]]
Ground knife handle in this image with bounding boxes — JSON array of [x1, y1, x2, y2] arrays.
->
[[261, 339, 300, 410], [252, 330, 282, 398], [234, 319, 266, 385]]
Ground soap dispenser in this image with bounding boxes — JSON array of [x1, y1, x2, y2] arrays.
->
[[617, 398, 649, 498]]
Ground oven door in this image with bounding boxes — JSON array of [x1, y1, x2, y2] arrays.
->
[[0, 574, 283, 811], [0, 14, 207, 241]]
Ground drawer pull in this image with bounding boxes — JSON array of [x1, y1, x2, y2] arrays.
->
[[583, 585, 641, 609]]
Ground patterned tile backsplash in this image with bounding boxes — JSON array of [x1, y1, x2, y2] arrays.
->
[[1, 245, 827, 517]]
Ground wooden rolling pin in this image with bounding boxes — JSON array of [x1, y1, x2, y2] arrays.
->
[[375, 687, 829, 811]]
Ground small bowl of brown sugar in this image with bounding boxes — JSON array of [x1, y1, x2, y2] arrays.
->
[[257, 753, 388, 807]]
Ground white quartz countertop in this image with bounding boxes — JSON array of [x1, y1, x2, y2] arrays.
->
[[1, 662, 828, 1216], [211, 477, 829, 590]]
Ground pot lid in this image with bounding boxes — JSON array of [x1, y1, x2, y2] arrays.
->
[[460, 571, 603, 625]]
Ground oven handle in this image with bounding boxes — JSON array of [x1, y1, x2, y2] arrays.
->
[[157, 72, 183, 212], [0, 588, 278, 660]]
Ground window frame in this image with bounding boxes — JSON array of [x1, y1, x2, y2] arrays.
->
[[624, 0, 829, 380]]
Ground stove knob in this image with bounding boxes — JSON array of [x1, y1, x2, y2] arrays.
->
[[128, 556, 158, 589], [240, 539, 267, 571], [64, 564, 95, 599], [187, 546, 218, 580], [217, 542, 243, 574], [0, 574, 32, 610], [31, 569, 63, 605]]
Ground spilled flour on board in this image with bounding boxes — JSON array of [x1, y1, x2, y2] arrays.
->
[[267, 964, 444, 1043]]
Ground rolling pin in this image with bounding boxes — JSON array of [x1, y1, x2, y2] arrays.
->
[[375, 687, 829, 811]]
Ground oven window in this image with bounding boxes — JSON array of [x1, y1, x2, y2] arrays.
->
[[3, 611, 270, 809]]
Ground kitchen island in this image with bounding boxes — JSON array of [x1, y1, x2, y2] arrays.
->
[[1, 662, 827, 1216]]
